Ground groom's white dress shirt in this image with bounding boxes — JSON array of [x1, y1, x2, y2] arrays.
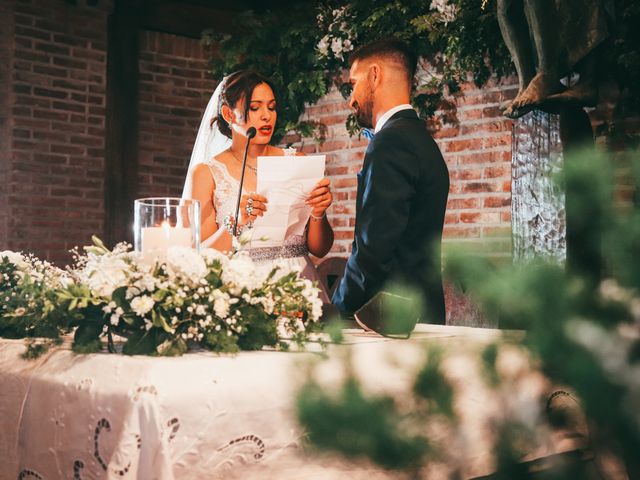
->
[[374, 103, 414, 133]]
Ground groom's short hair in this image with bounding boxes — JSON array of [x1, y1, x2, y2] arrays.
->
[[350, 38, 417, 84]]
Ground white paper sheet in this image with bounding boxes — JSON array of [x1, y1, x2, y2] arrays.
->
[[247, 155, 326, 247]]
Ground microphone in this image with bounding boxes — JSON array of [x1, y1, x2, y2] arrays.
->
[[232, 127, 257, 237]]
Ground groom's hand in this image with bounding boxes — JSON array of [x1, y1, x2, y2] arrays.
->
[[306, 178, 333, 217], [240, 193, 268, 225]]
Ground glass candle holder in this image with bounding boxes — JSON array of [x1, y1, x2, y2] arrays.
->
[[134, 198, 200, 262]]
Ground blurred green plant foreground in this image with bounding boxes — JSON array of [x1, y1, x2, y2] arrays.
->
[[296, 148, 640, 479]]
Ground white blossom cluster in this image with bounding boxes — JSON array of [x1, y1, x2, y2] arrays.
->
[[430, 0, 457, 24], [1, 250, 70, 289], [1, 250, 70, 330], [316, 7, 355, 61]]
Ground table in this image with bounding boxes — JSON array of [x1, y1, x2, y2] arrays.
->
[[0, 325, 530, 480]]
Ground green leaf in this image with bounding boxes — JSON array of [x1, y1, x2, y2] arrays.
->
[[72, 322, 103, 354], [122, 330, 157, 356], [151, 309, 173, 333]]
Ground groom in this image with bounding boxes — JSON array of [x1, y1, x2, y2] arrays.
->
[[332, 38, 450, 324]]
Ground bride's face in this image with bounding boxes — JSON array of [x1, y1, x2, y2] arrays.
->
[[229, 82, 277, 144]]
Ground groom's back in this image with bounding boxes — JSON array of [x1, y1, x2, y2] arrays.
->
[[378, 113, 449, 322]]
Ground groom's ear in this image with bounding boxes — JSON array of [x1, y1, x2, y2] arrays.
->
[[368, 63, 382, 89]]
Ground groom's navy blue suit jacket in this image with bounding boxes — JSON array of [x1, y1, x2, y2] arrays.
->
[[332, 109, 450, 324]]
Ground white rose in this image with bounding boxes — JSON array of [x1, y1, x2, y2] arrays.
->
[[130, 295, 154, 317], [166, 247, 207, 282], [222, 253, 261, 292], [86, 256, 130, 298], [212, 289, 231, 319], [134, 273, 156, 292]]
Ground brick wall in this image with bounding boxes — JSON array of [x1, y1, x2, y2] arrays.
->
[[137, 31, 213, 199], [297, 79, 518, 259], [0, 1, 212, 265], [6, 0, 111, 264]]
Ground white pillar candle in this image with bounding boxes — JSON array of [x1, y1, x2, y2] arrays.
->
[[141, 222, 192, 261]]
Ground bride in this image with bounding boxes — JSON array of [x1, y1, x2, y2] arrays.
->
[[182, 70, 334, 299]]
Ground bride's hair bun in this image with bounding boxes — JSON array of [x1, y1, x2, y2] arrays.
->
[[210, 70, 277, 139]]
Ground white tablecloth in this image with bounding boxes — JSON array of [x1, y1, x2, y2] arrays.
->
[[0, 325, 532, 480]]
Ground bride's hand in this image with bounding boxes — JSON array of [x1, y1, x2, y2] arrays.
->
[[306, 178, 332, 218], [240, 193, 268, 225]]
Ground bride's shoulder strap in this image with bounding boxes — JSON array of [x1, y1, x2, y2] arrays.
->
[[206, 156, 237, 186]]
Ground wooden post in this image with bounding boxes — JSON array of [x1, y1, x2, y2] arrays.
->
[[104, 1, 140, 247]]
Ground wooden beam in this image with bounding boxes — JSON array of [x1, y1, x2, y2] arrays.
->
[[104, 2, 140, 247], [140, 3, 239, 38]]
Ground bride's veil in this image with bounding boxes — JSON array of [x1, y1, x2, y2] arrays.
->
[[181, 78, 231, 199]]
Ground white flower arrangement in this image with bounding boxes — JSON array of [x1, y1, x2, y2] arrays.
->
[[315, 6, 355, 62], [0, 237, 325, 356], [0, 251, 70, 349]]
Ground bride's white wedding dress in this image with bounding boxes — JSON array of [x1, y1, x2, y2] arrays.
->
[[183, 79, 330, 302], [204, 158, 330, 302]]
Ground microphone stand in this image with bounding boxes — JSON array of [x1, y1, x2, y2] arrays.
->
[[232, 127, 257, 237]]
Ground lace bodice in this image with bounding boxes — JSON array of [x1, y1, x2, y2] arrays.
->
[[206, 159, 244, 227], [205, 159, 306, 250]]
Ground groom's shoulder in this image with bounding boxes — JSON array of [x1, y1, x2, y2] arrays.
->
[[376, 116, 432, 147]]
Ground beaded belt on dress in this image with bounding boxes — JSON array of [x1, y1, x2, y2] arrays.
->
[[247, 243, 309, 262]]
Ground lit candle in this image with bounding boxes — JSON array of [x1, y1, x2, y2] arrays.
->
[[141, 221, 192, 261]]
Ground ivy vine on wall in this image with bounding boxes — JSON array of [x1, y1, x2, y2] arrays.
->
[[203, 0, 639, 143]]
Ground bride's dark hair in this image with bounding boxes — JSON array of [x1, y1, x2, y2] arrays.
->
[[211, 70, 277, 138]]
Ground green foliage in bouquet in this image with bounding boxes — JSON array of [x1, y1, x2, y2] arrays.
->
[[0, 237, 325, 357], [296, 148, 640, 477]]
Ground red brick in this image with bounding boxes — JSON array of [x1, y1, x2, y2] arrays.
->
[[447, 198, 478, 210], [483, 134, 511, 148], [445, 212, 459, 224], [452, 169, 482, 181], [462, 182, 500, 193], [483, 165, 510, 178], [331, 204, 354, 215], [481, 227, 512, 237], [332, 177, 357, 189], [334, 230, 354, 240], [460, 212, 501, 224], [483, 196, 511, 208], [482, 106, 503, 118], [457, 150, 510, 165], [445, 138, 483, 153], [443, 226, 481, 238]]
